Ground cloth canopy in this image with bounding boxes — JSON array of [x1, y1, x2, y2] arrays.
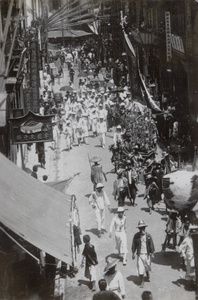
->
[[0, 153, 73, 265], [48, 29, 93, 39]]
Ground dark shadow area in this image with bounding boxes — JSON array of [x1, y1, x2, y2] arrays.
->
[[126, 275, 140, 286], [95, 145, 102, 148], [153, 251, 181, 270], [24, 167, 32, 174], [61, 148, 70, 152], [110, 208, 118, 214], [85, 194, 91, 198], [106, 168, 116, 174], [172, 278, 195, 291], [48, 146, 54, 151], [78, 279, 91, 289], [137, 194, 144, 198], [105, 253, 120, 262], [85, 228, 98, 237], [140, 207, 150, 213]]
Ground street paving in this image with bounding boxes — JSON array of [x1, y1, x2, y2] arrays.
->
[[24, 66, 195, 300]]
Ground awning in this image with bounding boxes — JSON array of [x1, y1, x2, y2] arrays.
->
[[0, 152, 73, 265], [48, 29, 93, 38], [0, 92, 7, 127]]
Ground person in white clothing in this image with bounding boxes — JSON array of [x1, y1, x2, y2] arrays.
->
[[103, 259, 125, 299], [89, 183, 111, 238], [97, 116, 107, 148], [109, 207, 128, 265]]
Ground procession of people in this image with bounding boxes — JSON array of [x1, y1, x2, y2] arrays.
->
[[35, 43, 196, 299]]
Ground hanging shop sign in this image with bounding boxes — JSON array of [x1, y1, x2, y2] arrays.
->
[[165, 11, 172, 62], [171, 34, 185, 54], [30, 40, 40, 113], [9, 111, 53, 144]]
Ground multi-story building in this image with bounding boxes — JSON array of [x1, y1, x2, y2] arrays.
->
[[123, 0, 198, 147]]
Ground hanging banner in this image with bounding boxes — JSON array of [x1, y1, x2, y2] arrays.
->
[[30, 40, 40, 113], [165, 11, 172, 62], [9, 111, 53, 144]]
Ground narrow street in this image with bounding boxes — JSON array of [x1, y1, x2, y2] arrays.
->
[[24, 66, 195, 300]]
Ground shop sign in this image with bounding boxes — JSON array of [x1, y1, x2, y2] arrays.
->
[[9, 111, 53, 144], [171, 34, 184, 54], [165, 11, 172, 62], [23, 87, 32, 113], [30, 41, 40, 113]]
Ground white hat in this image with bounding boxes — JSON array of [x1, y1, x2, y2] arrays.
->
[[96, 183, 104, 189], [116, 125, 121, 129], [117, 207, 124, 213]]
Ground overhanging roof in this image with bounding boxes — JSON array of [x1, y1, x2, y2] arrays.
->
[[48, 29, 93, 38], [0, 153, 73, 265]]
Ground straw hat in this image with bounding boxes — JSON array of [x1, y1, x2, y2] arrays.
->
[[96, 183, 104, 189], [117, 207, 125, 213], [137, 220, 148, 228], [104, 259, 119, 274], [90, 156, 101, 163], [146, 159, 153, 167], [117, 169, 124, 176]]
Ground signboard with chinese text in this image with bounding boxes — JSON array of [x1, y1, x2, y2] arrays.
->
[[171, 34, 185, 54], [9, 111, 53, 144], [30, 40, 40, 113], [165, 11, 172, 62]]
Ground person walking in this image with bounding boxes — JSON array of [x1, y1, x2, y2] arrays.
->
[[90, 157, 107, 191], [31, 165, 38, 179], [178, 226, 195, 287], [109, 207, 128, 265], [89, 183, 111, 238], [123, 160, 138, 206], [103, 259, 125, 299], [132, 220, 155, 288], [113, 169, 128, 207], [81, 234, 98, 292], [97, 116, 107, 148], [92, 279, 120, 300]]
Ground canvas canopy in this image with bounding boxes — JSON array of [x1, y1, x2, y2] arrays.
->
[[0, 153, 73, 265]]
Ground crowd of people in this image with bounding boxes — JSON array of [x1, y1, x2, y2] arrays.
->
[[34, 43, 196, 299]]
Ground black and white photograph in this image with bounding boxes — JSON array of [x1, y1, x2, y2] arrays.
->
[[0, 0, 198, 299]]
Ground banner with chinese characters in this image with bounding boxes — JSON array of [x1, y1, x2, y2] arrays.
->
[[165, 11, 172, 62], [9, 111, 53, 144], [30, 40, 40, 113]]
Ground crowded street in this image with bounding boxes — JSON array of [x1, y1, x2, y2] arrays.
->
[[22, 64, 195, 300], [1, 1, 198, 300]]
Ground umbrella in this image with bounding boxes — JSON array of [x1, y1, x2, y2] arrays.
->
[[77, 71, 88, 77], [59, 85, 74, 92]]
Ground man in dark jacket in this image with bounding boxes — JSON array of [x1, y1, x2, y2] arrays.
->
[[93, 279, 120, 300], [132, 220, 155, 288]]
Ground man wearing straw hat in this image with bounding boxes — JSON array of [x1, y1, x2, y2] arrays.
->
[[103, 258, 125, 299], [109, 207, 128, 266], [132, 220, 155, 288], [90, 157, 107, 191], [89, 183, 111, 238]]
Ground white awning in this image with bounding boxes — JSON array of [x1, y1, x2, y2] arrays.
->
[[0, 153, 73, 265]]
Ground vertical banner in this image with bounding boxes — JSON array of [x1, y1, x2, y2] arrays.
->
[[23, 87, 33, 114], [165, 11, 172, 62], [30, 40, 40, 113]]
